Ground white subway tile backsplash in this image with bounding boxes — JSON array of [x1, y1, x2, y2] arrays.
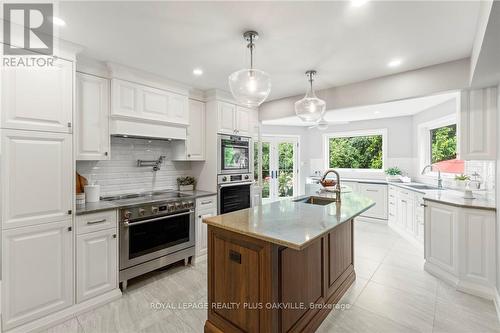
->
[[76, 137, 194, 196]]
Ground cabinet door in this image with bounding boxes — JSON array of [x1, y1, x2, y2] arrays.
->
[[459, 87, 497, 160], [196, 210, 215, 257], [459, 209, 495, 286], [236, 106, 251, 136], [77, 228, 118, 302], [358, 183, 388, 219], [2, 220, 73, 330], [425, 202, 458, 274], [186, 99, 205, 160], [217, 102, 236, 134], [1, 58, 73, 133], [76, 73, 110, 160], [111, 79, 140, 117], [141, 85, 169, 119], [169, 93, 189, 125], [1, 130, 73, 229]]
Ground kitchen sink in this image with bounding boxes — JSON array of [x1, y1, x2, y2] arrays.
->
[[294, 196, 337, 206], [403, 184, 439, 190]]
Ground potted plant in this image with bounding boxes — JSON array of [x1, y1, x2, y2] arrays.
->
[[385, 167, 403, 182], [454, 174, 470, 190], [177, 176, 196, 191]]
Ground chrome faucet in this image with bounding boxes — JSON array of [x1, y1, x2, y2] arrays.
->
[[421, 164, 443, 189], [320, 169, 342, 202]]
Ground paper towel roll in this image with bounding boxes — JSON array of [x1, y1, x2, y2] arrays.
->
[[84, 185, 100, 203]]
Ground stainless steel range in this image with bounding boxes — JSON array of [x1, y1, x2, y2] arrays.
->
[[102, 191, 195, 289]]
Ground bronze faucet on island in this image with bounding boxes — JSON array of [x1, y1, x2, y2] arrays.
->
[[319, 169, 342, 202]]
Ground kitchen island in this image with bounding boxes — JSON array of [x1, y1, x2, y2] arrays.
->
[[203, 192, 374, 333]]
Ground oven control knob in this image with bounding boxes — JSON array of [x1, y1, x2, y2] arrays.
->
[[244, 175, 249, 180], [175, 202, 182, 210], [189, 201, 194, 208], [151, 206, 159, 214], [139, 208, 145, 216], [124, 211, 132, 219], [168, 203, 176, 212], [182, 201, 189, 208], [222, 176, 227, 182]]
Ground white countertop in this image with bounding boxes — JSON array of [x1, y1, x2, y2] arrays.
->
[[203, 192, 375, 250]]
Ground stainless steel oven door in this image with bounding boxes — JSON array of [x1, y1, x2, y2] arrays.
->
[[119, 209, 195, 270], [217, 134, 251, 174], [218, 182, 253, 214]]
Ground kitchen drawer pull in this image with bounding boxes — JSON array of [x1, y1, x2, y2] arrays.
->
[[87, 218, 107, 225], [365, 189, 379, 192], [401, 199, 407, 203], [200, 200, 213, 205], [420, 204, 427, 207], [389, 195, 394, 198]]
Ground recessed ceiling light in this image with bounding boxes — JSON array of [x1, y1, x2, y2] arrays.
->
[[51, 16, 66, 26], [388, 58, 402, 68], [374, 111, 380, 114], [351, 0, 369, 7], [192, 68, 203, 76]]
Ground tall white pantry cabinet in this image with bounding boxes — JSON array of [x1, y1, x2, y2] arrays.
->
[[1, 56, 75, 330]]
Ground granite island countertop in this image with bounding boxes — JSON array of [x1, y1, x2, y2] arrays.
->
[[203, 191, 375, 250], [76, 189, 217, 215]]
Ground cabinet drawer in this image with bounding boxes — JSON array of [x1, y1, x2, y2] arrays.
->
[[397, 188, 412, 200], [196, 196, 217, 210], [76, 210, 117, 234]]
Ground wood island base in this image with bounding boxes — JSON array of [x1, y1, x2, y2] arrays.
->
[[204, 219, 355, 333]]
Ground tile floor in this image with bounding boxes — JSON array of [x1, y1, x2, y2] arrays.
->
[[44, 221, 500, 333]]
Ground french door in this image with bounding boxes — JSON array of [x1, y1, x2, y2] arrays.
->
[[259, 136, 299, 203]]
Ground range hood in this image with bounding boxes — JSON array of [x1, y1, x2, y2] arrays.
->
[[110, 118, 187, 141]]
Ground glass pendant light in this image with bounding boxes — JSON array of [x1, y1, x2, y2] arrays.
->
[[228, 31, 271, 107], [295, 70, 326, 122]]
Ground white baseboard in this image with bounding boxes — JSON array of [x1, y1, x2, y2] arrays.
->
[[355, 216, 388, 224], [6, 289, 122, 333], [493, 288, 500, 323], [425, 261, 495, 300]]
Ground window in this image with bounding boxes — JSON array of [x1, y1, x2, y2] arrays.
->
[[429, 124, 464, 174], [324, 130, 386, 170]]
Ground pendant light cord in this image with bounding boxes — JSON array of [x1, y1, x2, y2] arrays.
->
[[247, 35, 254, 70]]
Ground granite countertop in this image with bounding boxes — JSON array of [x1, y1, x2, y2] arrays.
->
[[203, 192, 375, 250], [309, 176, 496, 211], [76, 190, 217, 215]]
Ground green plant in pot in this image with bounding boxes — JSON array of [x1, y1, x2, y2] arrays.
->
[[454, 174, 470, 190], [177, 176, 196, 191], [385, 167, 403, 182]]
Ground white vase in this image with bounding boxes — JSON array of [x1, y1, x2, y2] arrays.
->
[[179, 184, 194, 191]]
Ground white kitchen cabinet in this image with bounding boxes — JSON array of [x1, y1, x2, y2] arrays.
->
[[425, 201, 459, 275], [217, 102, 237, 134], [76, 73, 110, 160], [236, 106, 251, 136], [111, 78, 189, 126], [195, 196, 217, 257], [459, 87, 497, 160], [1, 129, 73, 230], [111, 79, 139, 117], [1, 57, 73, 133], [2, 220, 73, 330], [186, 99, 205, 160], [77, 228, 118, 303], [358, 183, 388, 220], [424, 201, 496, 298]]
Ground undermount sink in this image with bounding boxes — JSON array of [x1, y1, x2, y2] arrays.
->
[[404, 184, 440, 190], [294, 196, 337, 206]]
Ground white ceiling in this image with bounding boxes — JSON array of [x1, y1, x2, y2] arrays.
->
[[58, 1, 480, 101], [262, 91, 459, 126]]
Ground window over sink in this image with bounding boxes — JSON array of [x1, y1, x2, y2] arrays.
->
[[323, 129, 387, 171]]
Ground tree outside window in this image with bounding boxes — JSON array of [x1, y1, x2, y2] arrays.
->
[[430, 124, 464, 174], [328, 135, 383, 170]]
